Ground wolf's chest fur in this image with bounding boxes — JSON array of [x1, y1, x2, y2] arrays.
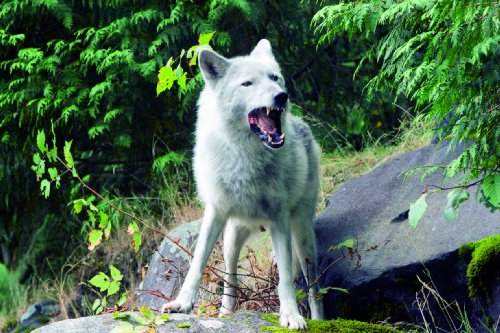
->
[[194, 130, 306, 219]]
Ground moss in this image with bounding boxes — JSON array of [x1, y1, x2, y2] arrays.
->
[[36, 316, 51, 324], [458, 234, 500, 298], [176, 322, 191, 328], [12, 325, 35, 333], [260, 313, 401, 333]]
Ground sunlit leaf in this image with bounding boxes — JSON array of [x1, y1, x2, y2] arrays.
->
[[482, 174, 500, 208], [37, 129, 48, 153], [88, 229, 103, 250], [64, 140, 74, 168], [40, 179, 50, 198], [409, 193, 428, 229], [140, 306, 155, 321], [110, 265, 123, 281]]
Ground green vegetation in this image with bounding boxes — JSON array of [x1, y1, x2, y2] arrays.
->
[[313, 0, 500, 227], [0, 0, 498, 330], [0, 264, 28, 325], [261, 314, 401, 333], [111, 308, 169, 333], [459, 235, 500, 299]]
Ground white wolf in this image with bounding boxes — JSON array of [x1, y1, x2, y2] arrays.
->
[[161, 39, 324, 330]]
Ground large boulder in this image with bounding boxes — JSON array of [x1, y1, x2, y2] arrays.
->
[[315, 143, 499, 331], [33, 311, 403, 333], [33, 311, 278, 333], [140, 220, 201, 310]]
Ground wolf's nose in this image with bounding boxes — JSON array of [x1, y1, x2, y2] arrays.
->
[[273, 92, 288, 108]]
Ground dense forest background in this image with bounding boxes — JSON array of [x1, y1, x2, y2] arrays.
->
[[0, 0, 498, 328]]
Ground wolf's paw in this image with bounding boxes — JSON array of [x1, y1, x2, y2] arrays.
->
[[160, 299, 193, 314], [280, 313, 307, 330], [218, 307, 233, 317], [219, 294, 237, 317]]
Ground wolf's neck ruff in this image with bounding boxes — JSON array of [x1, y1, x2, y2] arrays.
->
[[248, 107, 285, 148]]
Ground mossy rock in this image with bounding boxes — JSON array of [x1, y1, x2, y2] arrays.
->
[[458, 234, 500, 299], [260, 314, 401, 333]]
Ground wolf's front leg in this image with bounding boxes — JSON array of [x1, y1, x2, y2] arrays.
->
[[161, 205, 226, 313], [270, 215, 307, 330]]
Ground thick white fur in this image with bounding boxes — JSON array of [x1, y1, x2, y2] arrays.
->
[[161, 40, 324, 330]]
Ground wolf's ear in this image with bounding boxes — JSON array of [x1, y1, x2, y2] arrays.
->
[[250, 39, 275, 61], [199, 49, 230, 85]]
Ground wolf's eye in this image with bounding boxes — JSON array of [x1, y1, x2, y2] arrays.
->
[[241, 81, 253, 87], [270, 74, 279, 82]]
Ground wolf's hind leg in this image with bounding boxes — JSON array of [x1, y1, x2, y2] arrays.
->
[[291, 218, 324, 320], [219, 219, 251, 316]]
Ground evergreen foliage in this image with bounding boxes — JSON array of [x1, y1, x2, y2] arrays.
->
[[313, 0, 500, 213], [0, 0, 403, 282]]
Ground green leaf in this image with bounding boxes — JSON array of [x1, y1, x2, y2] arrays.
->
[[73, 199, 84, 214], [40, 179, 50, 198], [64, 140, 74, 168], [87, 210, 96, 223], [295, 289, 307, 302], [47, 147, 58, 163], [177, 72, 187, 90], [117, 292, 128, 307], [92, 299, 101, 311], [482, 174, 500, 208], [126, 312, 148, 325], [139, 306, 155, 321], [107, 280, 121, 296], [176, 323, 191, 328], [113, 311, 130, 320], [133, 233, 142, 253], [189, 51, 199, 67], [48, 167, 58, 181], [89, 272, 110, 291], [444, 189, 470, 222], [104, 222, 112, 240], [128, 222, 139, 234], [409, 193, 428, 229], [33, 153, 41, 165], [37, 130, 48, 153], [99, 211, 109, 227], [110, 265, 123, 281], [328, 239, 355, 251], [160, 314, 170, 320], [318, 286, 349, 295], [34, 159, 46, 178], [88, 229, 103, 250], [157, 65, 176, 95], [199, 32, 215, 45]]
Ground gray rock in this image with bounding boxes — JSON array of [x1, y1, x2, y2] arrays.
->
[[140, 220, 201, 310], [9, 300, 60, 333], [33, 310, 277, 333], [315, 143, 499, 331]]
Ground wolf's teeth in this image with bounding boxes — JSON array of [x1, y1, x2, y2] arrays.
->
[[279, 133, 285, 139], [266, 107, 271, 116]]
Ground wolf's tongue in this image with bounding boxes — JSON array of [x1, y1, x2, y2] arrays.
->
[[257, 109, 277, 134]]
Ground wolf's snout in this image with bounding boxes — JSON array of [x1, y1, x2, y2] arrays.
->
[[273, 92, 288, 108]]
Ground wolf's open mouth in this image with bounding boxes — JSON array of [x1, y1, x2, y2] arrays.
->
[[247, 107, 285, 149]]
